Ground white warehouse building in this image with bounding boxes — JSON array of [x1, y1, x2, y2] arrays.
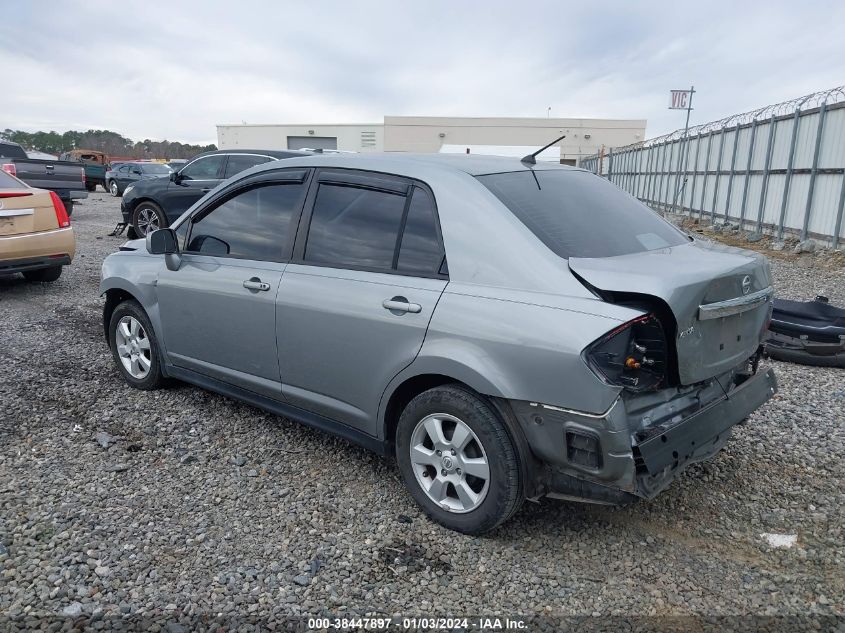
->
[[216, 115, 647, 166]]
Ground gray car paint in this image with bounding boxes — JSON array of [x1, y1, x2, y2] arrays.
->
[[100, 152, 772, 447]]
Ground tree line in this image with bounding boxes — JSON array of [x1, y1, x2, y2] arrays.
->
[[0, 128, 217, 159]]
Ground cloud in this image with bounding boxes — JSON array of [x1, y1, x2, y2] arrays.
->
[[2, 0, 843, 145]]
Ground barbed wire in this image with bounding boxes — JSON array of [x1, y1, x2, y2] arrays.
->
[[605, 85, 845, 153]]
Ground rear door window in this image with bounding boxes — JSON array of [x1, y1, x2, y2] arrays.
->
[[397, 187, 442, 275], [477, 170, 687, 258], [304, 183, 407, 270], [224, 154, 273, 178]]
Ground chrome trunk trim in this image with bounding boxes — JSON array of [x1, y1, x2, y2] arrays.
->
[[698, 286, 774, 320]]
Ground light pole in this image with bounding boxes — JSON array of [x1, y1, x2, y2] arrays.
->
[[670, 85, 695, 215]]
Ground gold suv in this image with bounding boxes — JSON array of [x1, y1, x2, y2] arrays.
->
[[0, 168, 74, 282]]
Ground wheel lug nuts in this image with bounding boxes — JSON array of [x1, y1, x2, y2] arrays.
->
[[457, 468, 462, 475], [436, 450, 442, 456], [451, 449, 456, 456], [441, 469, 447, 476]]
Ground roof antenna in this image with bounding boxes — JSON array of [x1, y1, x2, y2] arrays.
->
[[521, 134, 566, 165]]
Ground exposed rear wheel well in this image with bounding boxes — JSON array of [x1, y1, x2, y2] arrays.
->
[[103, 288, 137, 341], [383, 374, 461, 445]]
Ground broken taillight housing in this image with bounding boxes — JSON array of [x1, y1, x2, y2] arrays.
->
[[584, 313, 667, 392]]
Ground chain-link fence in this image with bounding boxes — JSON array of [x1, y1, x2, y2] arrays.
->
[[580, 87, 845, 247]]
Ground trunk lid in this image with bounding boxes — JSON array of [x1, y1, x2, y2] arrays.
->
[[0, 189, 60, 237], [570, 239, 773, 385]]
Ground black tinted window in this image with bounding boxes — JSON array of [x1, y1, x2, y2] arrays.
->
[[0, 143, 27, 159], [397, 188, 442, 275], [305, 184, 406, 269], [477, 170, 687, 258], [224, 154, 273, 178], [181, 155, 224, 180], [186, 183, 305, 261]]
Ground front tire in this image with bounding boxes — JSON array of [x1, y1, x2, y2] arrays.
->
[[396, 385, 524, 534], [132, 202, 165, 237], [108, 301, 167, 390], [22, 266, 62, 282]]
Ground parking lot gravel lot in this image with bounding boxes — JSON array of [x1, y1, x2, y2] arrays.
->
[[1, 193, 843, 627]]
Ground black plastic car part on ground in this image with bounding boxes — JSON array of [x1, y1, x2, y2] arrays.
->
[[764, 296, 845, 367], [120, 149, 308, 237]]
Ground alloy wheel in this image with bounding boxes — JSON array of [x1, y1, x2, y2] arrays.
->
[[115, 315, 152, 379], [110, 181, 119, 196], [136, 207, 160, 236], [409, 413, 490, 513]]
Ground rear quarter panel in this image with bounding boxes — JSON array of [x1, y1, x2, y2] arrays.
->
[[393, 285, 646, 416]]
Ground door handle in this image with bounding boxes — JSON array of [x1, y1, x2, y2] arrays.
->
[[201, 188, 211, 193], [382, 297, 422, 314], [243, 277, 270, 292]]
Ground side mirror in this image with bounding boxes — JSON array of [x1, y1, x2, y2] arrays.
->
[[146, 228, 179, 255], [147, 228, 182, 271], [169, 170, 180, 183]]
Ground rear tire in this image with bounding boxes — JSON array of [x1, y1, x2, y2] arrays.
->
[[108, 300, 167, 390], [85, 181, 96, 192], [132, 202, 166, 237], [65, 200, 73, 216], [396, 385, 524, 534], [109, 180, 120, 197], [22, 266, 62, 283]]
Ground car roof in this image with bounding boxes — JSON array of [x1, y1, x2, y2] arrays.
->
[[190, 148, 310, 161], [246, 151, 584, 177]]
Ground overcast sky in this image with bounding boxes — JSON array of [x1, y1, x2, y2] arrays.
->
[[2, 1, 843, 145]]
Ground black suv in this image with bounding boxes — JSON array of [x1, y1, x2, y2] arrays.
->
[[121, 149, 306, 237]]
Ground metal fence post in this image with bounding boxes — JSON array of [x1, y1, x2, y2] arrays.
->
[[688, 133, 702, 215], [724, 126, 741, 221], [648, 145, 659, 204], [834, 170, 845, 249], [802, 103, 828, 240], [659, 142, 671, 210], [756, 114, 777, 233], [678, 128, 695, 213], [710, 126, 727, 222], [608, 148, 614, 182], [777, 107, 804, 239], [739, 119, 758, 226], [698, 132, 714, 220]]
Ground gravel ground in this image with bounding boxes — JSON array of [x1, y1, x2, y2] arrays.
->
[[1, 193, 843, 628]]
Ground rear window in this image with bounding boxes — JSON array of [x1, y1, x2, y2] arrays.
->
[[0, 170, 25, 188], [477, 170, 687, 258], [0, 142, 27, 160]]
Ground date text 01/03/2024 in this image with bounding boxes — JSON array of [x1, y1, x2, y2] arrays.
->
[[306, 616, 528, 630]]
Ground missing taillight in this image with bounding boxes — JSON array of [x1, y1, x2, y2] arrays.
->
[[584, 313, 668, 392]]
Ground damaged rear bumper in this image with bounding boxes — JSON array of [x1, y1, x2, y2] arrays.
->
[[511, 366, 778, 504]]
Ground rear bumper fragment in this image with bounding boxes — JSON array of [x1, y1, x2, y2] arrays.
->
[[510, 364, 778, 505], [635, 367, 777, 476]]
